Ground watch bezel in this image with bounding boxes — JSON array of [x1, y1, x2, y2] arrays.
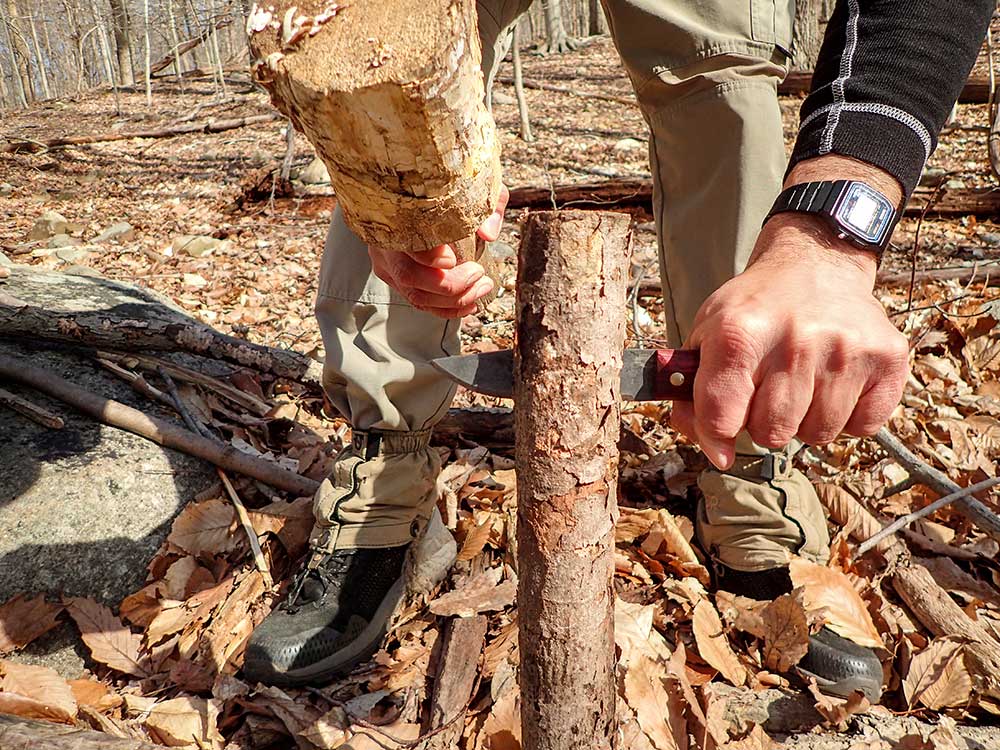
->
[[830, 181, 895, 249]]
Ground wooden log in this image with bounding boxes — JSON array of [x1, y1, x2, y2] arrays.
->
[[778, 72, 992, 103], [247, 0, 501, 255], [0, 267, 323, 387], [0, 713, 161, 750], [422, 615, 488, 749], [514, 211, 631, 750], [0, 113, 281, 154]]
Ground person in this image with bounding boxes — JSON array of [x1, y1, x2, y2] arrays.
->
[[243, 0, 994, 702]]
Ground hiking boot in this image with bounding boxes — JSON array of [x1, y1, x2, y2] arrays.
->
[[243, 544, 409, 687], [714, 564, 883, 702]]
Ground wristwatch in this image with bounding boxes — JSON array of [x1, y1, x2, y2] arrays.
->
[[764, 180, 899, 256]]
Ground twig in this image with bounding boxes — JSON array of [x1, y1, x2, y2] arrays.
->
[[157, 366, 275, 588], [873, 426, 1000, 542], [0, 386, 64, 429], [858, 475, 1000, 554], [0, 352, 319, 496]]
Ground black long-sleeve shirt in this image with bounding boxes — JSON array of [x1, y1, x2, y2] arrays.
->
[[788, 0, 995, 199]]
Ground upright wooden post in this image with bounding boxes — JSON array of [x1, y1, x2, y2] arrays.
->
[[515, 211, 632, 750]]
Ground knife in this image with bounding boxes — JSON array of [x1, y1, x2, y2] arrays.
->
[[431, 348, 700, 401]]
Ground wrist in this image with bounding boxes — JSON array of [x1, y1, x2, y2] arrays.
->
[[749, 212, 879, 285]]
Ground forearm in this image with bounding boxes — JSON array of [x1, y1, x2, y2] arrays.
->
[[789, 0, 993, 199]]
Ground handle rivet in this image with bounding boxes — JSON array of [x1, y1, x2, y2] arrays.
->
[[669, 372, 685, 387]]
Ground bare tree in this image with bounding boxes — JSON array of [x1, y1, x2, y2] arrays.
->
[[792, 0, 835, 70], [540, 0, 578, 54], [108, 0, 134, 85], [5, 0, 34, 102], [588, 0, 606, 36]]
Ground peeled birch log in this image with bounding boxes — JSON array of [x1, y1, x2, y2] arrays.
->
[[246, 0, 501, 255], [515, 211, 632, 750]]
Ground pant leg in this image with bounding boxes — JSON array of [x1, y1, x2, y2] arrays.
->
[[601, 0, 793, 346], [312, 0, 530, 551], [602, 0, 830, 571]]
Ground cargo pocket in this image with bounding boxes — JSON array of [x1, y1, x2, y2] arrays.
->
[[750, 0, 794, 57]]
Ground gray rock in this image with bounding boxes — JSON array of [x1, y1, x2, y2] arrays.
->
[[488, 241, 516, 259], [946, 178, 967, 190], [0, 272, 217, 612], [54, 246, 91, 263], [0, 251, 11, 267], [491, 91, 516, 106], [172, 234, 225, 257], [612, 137, 645, 152], [93, 221, 135, 244], [27, 210, 69, 241], [298, 156, 330, 185], [47, 233, 80, 249], [0, 183, 13, 197]]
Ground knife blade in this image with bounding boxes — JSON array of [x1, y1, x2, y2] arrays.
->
[[431, 348, 699, 401]]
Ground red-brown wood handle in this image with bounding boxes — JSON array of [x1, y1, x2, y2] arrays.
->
[[654, 349, 699, 401]]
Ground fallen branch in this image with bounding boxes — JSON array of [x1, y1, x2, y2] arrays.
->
[[818, 483, 1000, 699], [0, 353, 319, 496], [874, 427, 1000, 543], [858, 475, 1000, 554], [0, 385, 64, 429], [779, 71, 993, 103], [0, 113, 281, 154], [157, 366, 276, 587], [0, 713, 162, 750], [422, 615, 488, 749], [494, 75, 635, 106]]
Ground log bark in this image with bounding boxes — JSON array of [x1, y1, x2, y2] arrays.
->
[[778, 72, 993, 103], [515, 211, 631, 750], [422, 615, 488, 749], [1, 113, 281, 153], [247, 0, 501, 255], [0, 713, 161, 749], [0, 267, 322, 387]]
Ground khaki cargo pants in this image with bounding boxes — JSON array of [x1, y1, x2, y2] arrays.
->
[[311, 0, 829, 571]]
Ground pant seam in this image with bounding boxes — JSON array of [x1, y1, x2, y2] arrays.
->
[[632, 41, 778, 96], [317, 290, 412, 307], [648, 78, 780, 121]]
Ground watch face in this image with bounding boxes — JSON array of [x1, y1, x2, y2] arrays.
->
[[834, 182, 894, 245]]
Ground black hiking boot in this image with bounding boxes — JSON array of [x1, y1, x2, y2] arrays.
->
[[714, 564, 884, 703], [243, 544, 409, 687]]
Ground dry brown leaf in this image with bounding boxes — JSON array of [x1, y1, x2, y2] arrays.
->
[[147, 601, 198, 645], [789, 558, 883, 648], [349, 722, 421, 750], [0, 660, 76, 723], [693, 600, 747, 687], [145, 696, 224, 750], [428, 569, 516, 617], [903, 637, 973, 710], [300, 706, 350, 749], [65, 597, 149, 677], [456, 518, 494, 562], [760, 593, 810, 673], [722, 725, 776, 750], [916, 556, 1000, 607], [806, 679, 870, 730], [615, 599, 673, 665], [482, 687, 521, 750], [625, 652, 681, 750], [0, 594, 63, 654], [926, 716, 968, 750], [167, 497, 239, 556], [119, 583, 163, 628], [200, 569, 266, 673], [247, 496, 314, 558], [68, 677, 122, 712], [716, 591, 767, 638], [666, 641, 710, 747]]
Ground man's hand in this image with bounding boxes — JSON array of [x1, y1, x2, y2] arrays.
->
[[370, 186, 508, 318], [671, 156, 911, 470]]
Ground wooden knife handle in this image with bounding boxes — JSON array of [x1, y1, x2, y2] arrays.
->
[[654, 349, 699, 401]]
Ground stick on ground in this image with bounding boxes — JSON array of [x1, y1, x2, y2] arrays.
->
[[0, 353, 319, 496]]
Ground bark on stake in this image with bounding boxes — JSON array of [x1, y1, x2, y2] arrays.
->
[[515, 210, 631, 750]]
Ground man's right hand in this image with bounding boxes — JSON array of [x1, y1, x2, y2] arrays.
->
[[370, 186, 508, 319]]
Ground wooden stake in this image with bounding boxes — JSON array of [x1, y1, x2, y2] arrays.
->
[[514, 210, 631, 750]]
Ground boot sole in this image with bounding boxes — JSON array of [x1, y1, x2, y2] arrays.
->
[[247, 578, 406, 687], [796, 665, 882, 703]]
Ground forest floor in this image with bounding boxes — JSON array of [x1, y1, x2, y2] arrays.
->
[[2, 36, 1000, 750]]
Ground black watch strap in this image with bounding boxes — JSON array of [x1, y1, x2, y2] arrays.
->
[[766, 180, 848, 219]]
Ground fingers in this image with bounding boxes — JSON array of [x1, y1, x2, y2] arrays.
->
[[389, 256, 486, 296], [745, 365, 814, 448], [478, 184, 509, 242], [407, 245, 457, 270], [683, 325, 760, 469]]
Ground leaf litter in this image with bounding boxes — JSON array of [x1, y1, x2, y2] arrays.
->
[[2, 37, 1000, 750]]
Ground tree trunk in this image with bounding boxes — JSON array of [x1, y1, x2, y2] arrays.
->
[[247, 0, 501, 256], [515, 210, 631, 750], [108, 0, 134, 85], [512, 24, 534, 142], [5, 0, 34, 102], [791, 0, 834, 70], [26, 9, 50, 99], [540, 0, 577, 54], [588, 0, 606, 35], [0, 1, 26, 108], [142, 0, 151, 104]]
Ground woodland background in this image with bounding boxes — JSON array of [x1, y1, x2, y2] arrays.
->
[[3, 2, 1000, 750]]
